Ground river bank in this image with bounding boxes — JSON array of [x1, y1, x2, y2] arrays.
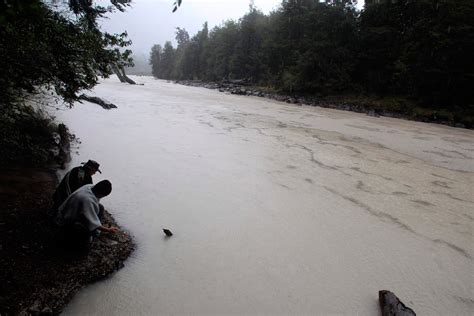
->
[[175, 79, 473, 129], [0, 166, 134, 313]]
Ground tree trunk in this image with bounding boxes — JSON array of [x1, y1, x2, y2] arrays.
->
[[112, 64, 136, 85]]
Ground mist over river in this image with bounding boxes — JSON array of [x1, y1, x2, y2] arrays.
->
[[56, 76, 473, 315]]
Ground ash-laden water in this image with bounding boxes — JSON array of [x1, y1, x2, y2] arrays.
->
[[56, 76, 473, 315]]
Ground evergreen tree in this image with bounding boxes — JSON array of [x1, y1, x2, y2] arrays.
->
[[149, 44, 163, 78], [231, 5, 267, 82], [160, 41, 176, 79], [205, 21, 240, 81], [173, 27, 190, 79]]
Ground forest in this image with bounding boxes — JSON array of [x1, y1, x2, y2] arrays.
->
[[150, 0, 474, 124]]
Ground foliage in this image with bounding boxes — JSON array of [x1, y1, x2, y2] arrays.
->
[[230, 5, 268, 82], [206, 21, 240, 80], [0, 104, 57, 167], [149, 0, 474, 110], [0, 0, 134, 166], [272, 0, 359, 93], [0, 0, 132, 107], [149, 44, 163, 78], [172, 0, 182, 13]]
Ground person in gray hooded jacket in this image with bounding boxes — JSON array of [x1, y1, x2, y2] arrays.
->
[[55, 180, 119, 248]]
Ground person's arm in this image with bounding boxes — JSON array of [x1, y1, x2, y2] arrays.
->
[[97, 225, 119, 233]]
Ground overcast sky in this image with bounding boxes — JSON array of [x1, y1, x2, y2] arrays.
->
[[99, 0, 365, 57]]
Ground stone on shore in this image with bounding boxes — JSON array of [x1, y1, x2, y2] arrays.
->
[[0, 168, 134, 315]]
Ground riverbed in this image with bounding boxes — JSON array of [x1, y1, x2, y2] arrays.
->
[[56, 76, 473, 315]]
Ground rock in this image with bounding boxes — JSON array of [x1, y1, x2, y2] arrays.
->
[[41, 305, 53, 314], [379, 290, 416, 316], [52, 132, 60, 145], [27, 299, 44, 314], [297, 98, 306, 104], [367, 110, 380, 117]]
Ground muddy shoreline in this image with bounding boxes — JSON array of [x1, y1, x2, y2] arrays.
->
[[0, 166, 134, 314], [175, 79, 472, 129]]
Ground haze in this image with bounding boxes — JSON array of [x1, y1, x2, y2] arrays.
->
[[99, 0, 365, 56]]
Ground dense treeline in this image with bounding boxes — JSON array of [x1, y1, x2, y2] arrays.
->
[[150, 0, 474, 112]]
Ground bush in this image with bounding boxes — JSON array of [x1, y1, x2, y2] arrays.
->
[[0, 105, 57, 167]]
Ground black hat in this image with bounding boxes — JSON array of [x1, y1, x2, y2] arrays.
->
[[83, 160, 102, 173]]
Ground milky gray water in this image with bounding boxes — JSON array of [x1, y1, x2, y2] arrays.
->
[[56, 76, 473, 315]]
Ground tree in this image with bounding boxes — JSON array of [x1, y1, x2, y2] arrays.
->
[[231, 5, 267, 82], [0, 0, 133, 166], [359, 0, 474, 108], [357, 0, 402, 94], [149, 44, 163, 78], [0, 0, 133, 107], [173, 27, 191, 79], [396, 0, 474, 107], [160, 41, 177, 79], [193, 22, 210, 79], [205, 21, 240, 80], [272, 0, 358, 93]]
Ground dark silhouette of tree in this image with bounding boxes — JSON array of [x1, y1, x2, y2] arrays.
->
[[160, 41, 177, 79], [205, 21, 240, 81], [231, 5, 267, 82], [150, 44, 163, 78], [0, 0, 135, 166], [0, 0, 133, 106]]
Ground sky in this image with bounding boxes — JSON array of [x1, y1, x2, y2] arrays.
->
[[99, 0, 365, 58]]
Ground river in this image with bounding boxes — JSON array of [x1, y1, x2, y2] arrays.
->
[[56, 76, 473, 315]]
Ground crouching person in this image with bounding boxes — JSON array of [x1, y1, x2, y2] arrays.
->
[[55, 180, 119, 250]]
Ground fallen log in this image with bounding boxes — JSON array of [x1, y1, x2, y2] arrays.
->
[[78, 94, 117, 109], [379, 290, 416, 316]]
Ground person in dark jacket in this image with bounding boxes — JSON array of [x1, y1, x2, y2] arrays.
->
[[52, 159, 102, 210]]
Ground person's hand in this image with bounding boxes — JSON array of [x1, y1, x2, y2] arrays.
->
[[108, 226, 119, 233]]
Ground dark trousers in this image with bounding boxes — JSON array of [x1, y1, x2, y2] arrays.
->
[[61, 222, 93, 249], [57, 205, 105, 250]]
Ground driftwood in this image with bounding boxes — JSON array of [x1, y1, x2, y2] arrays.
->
[[78, 94, 117, 109], [379, 290, 416, 316], [112, 64, 136, 85]]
